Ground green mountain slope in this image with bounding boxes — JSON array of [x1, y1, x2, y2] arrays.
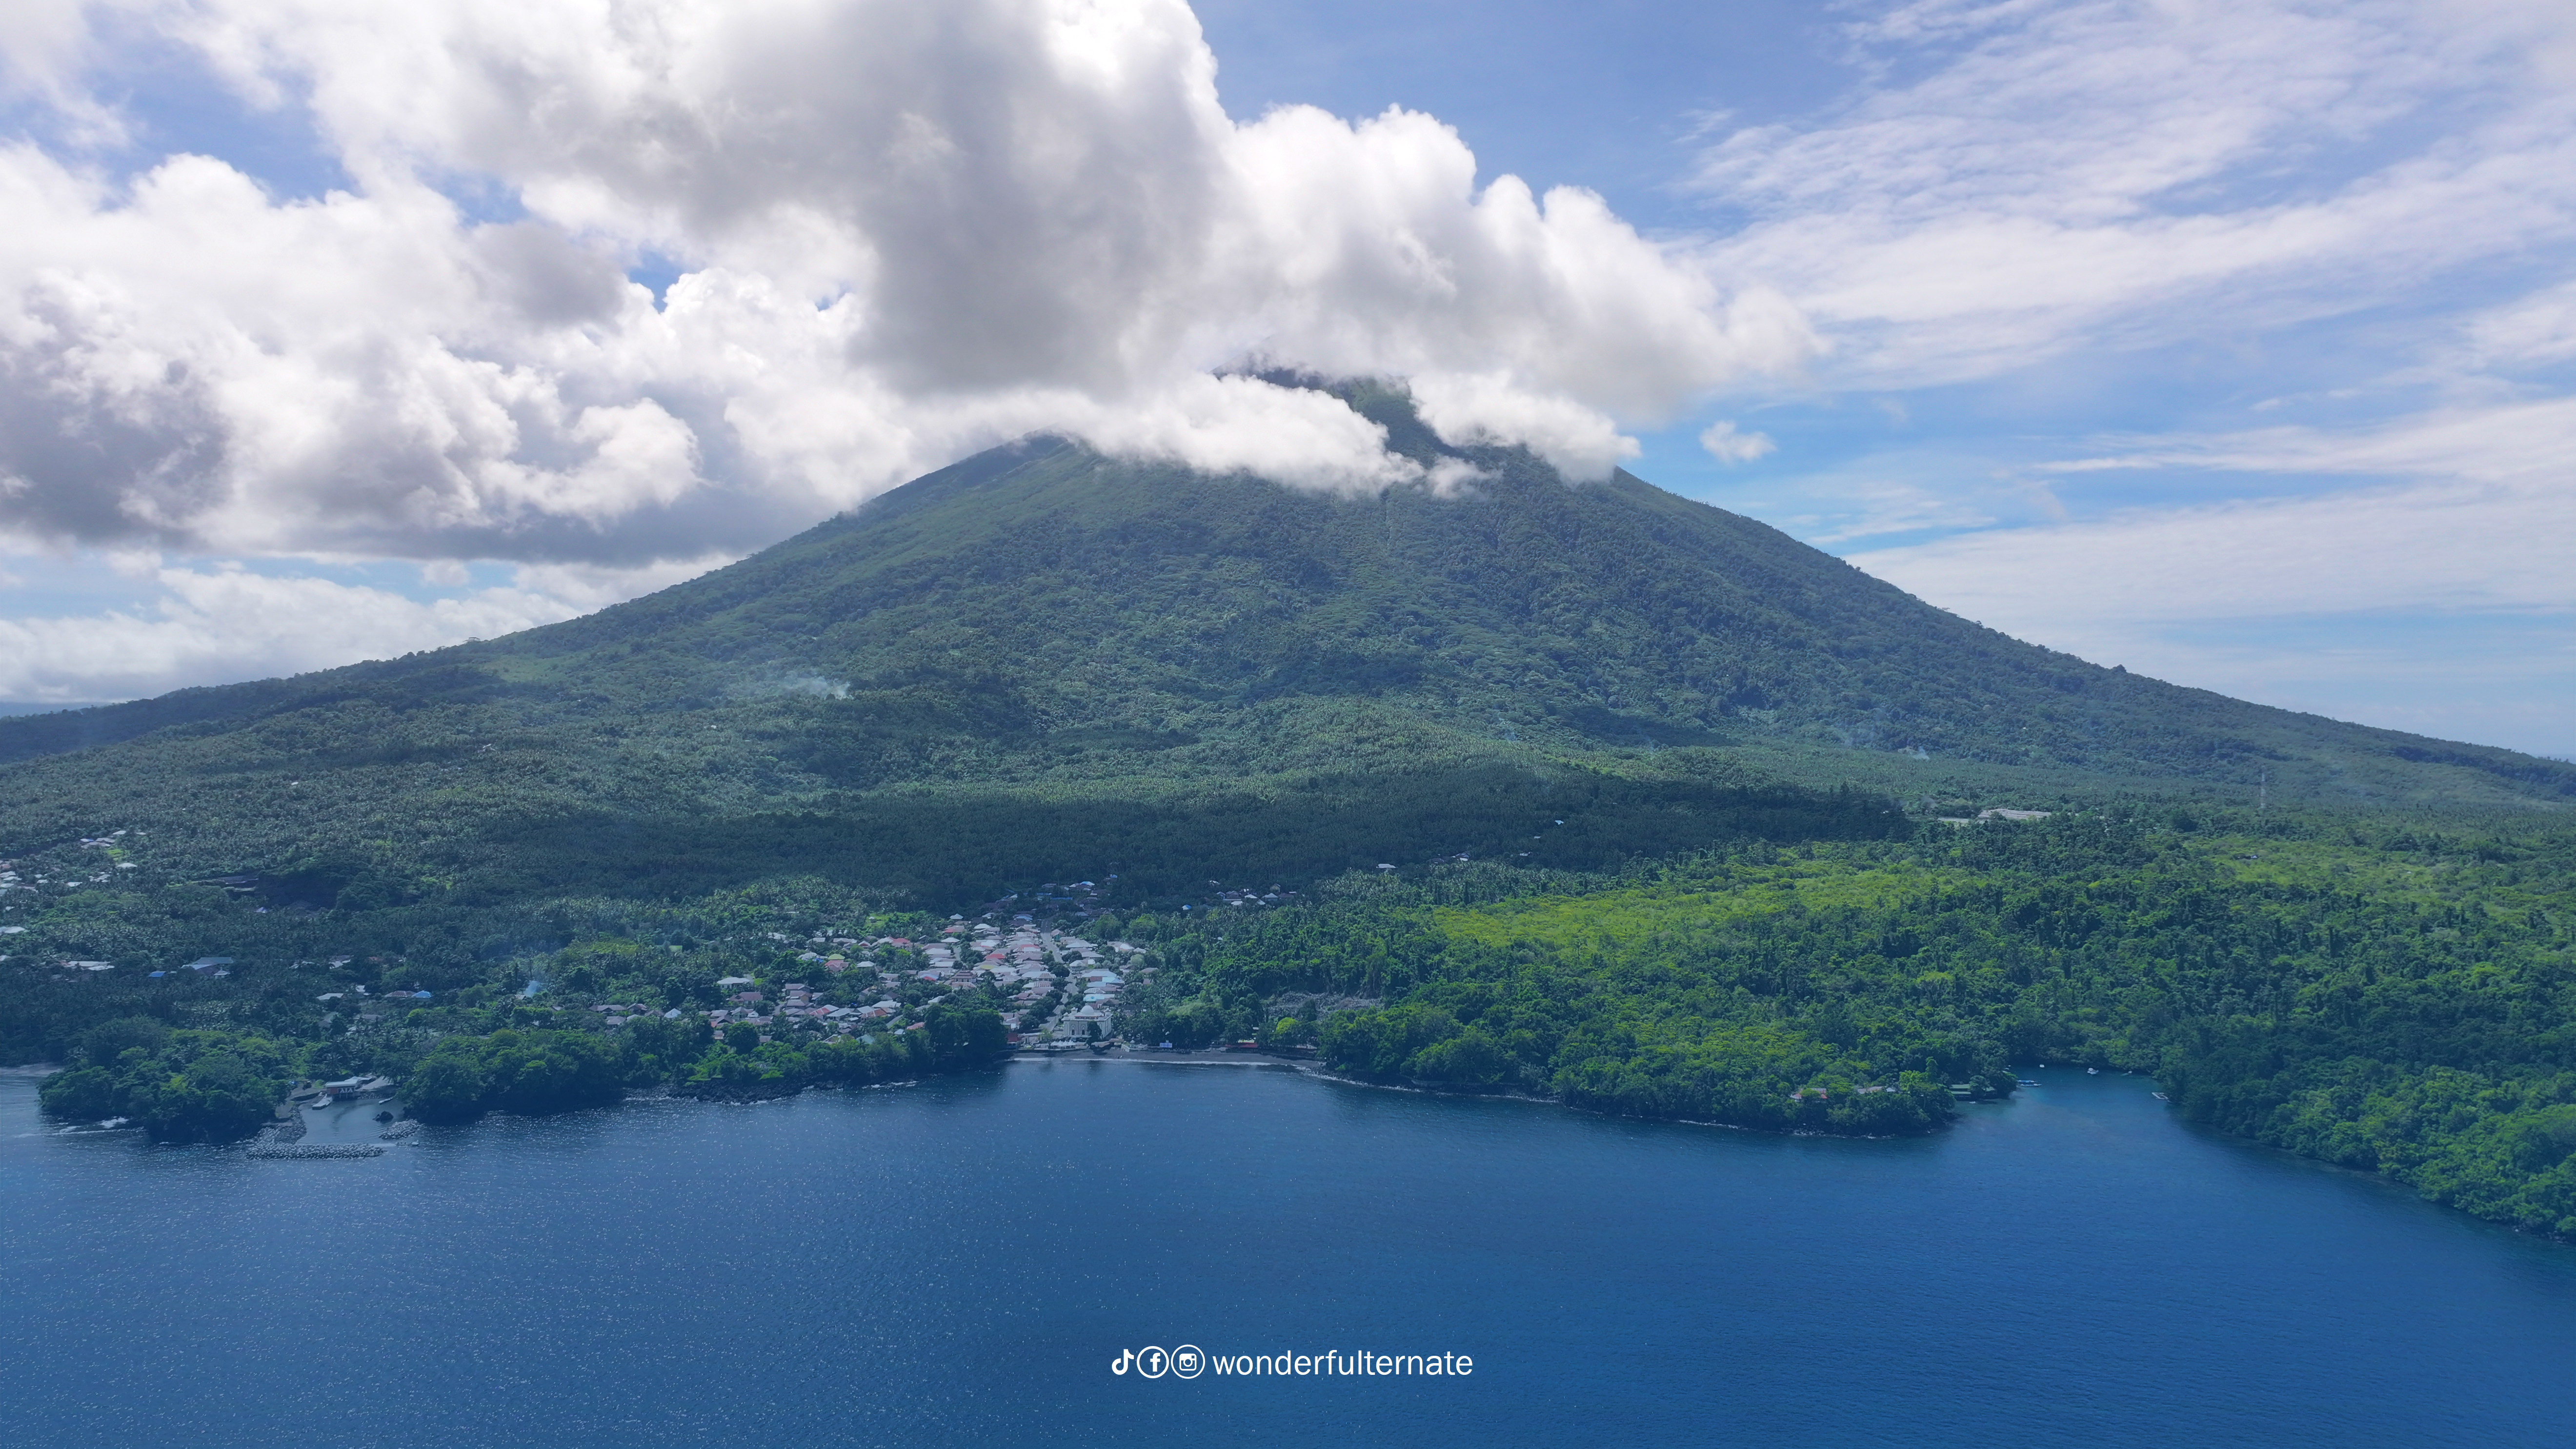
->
[[0, 382, 2566, 908]]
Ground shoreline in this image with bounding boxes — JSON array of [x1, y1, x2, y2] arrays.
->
[[1009, 1048, 1306, 1067], [1007, 1051, 1962, 1141]]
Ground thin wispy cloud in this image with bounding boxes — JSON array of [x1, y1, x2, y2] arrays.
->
[[1659, 0, 2576, 753], [1851, 395, 2576, 753], [0, 554, 722, 705], [1692, 0, 2576, 389]]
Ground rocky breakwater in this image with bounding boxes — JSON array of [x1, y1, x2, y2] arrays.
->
[[247, 1142, 387, 1160]]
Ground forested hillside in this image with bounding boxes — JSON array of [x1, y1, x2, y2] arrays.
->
[[1, 382, 2568, 926], [1124, 811, 2576, 1237]]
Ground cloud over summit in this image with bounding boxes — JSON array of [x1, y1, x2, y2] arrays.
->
[[0, 0, 1802, 568], [11, 0, 2566, 751]]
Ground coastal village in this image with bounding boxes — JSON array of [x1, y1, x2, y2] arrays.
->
[[661, 910, 1148, 1052], [176, 899, 1174, 1157], [10, 842, 1342, 1067]]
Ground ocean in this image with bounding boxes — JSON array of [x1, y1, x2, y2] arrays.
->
[[4, 1061, 2573, 1447]]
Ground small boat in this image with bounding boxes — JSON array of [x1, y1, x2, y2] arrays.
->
[[2153, 1091, 2171, 1102], [2087, 1067, 2098, 1074], [2016, 1079, 2040, 1088]]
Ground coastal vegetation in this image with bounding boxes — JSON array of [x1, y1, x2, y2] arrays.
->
[[33, 799, 2571, 1248], [36, 1017, 294, 1143], [1125, 809, 2576, 1236]]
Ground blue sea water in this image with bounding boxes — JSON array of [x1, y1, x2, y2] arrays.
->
[[4, 1062, 2575, 1448]]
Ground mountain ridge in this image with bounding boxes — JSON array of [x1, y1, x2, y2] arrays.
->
[[0, 381, 2567, 906]]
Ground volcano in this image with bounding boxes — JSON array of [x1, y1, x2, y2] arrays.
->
[[1, 381, 2563, 905]]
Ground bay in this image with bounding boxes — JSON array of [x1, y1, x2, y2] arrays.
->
[[4, 1063, 2574, 1447]]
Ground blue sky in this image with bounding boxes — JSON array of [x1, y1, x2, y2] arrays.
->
[[1205, 0, 2576, 756], [2, 0, 2572, 756]]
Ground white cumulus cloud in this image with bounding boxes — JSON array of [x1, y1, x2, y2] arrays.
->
[[1697, 420, 1775, 465], [0, 0, 1806, 571]]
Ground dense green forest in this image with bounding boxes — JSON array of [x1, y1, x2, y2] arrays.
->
[[22, 799, 2576, 1245], [1120, 810, 2576, 1238]]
